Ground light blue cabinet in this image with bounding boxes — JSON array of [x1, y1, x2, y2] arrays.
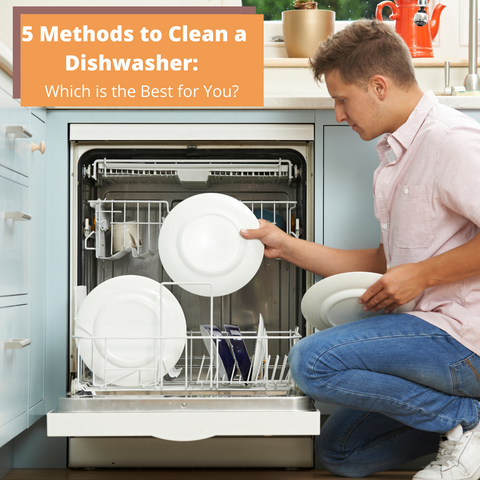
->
[[323, 125, 380, 251], [0, 168, 29, 297], [0, 69, 46, 457], [0, 304, 29, 446]]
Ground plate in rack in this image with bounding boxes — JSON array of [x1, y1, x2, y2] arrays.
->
[[251, 314, 267, 382], [76, 275, 186, 387]]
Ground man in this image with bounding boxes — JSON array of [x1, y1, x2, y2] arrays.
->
[[240, 19, 480, 480]]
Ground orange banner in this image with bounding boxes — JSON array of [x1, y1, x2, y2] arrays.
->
[[19, 12, 264, 107]]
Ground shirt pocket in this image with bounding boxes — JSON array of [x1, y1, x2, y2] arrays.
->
[[391, 184, 434, 249]]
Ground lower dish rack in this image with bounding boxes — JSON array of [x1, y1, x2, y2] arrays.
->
[[49, 325, 320, 441], [73, 328, 298, 394], [47, 283, 320, 441]]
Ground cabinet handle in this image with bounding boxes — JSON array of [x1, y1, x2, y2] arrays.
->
[[4, 211, 32, 221], [5, 338, 31, 349], [31, 140, 46, 154], [5, 125, 32, 138]]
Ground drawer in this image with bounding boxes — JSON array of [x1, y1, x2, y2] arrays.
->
[[0, 304, 29, 432], [0, 88, 31, 178], [0, 168, 29, 297]]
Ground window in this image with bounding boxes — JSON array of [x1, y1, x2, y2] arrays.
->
[[242, 0, 386, 21]]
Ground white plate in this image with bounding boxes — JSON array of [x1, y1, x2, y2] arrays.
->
[[301, 272, 416, 330], [158, 193, 264, 297], [251, 314, 267, 381], [76, 275, 186, 387]]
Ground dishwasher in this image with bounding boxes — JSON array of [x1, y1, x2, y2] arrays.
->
[[47, 123, 320, 468]]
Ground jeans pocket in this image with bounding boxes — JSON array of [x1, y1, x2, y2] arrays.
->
[[451, 353, 480, 397]]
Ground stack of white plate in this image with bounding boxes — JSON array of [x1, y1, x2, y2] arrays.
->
[[301, 272, 415, 331]]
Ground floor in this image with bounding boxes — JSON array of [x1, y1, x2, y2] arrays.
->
[[3, 469, 416, 480]]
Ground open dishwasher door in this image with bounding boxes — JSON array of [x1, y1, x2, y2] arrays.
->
[[47, 123, 320, 468]]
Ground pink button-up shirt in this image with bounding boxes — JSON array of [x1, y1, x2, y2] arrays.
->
[[374, 90, 480, 355]]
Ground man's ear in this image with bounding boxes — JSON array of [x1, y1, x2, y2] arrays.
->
[[370, 75, 388, 100]]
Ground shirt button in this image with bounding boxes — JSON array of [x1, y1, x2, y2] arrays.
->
[[383, 223, 388, 230], [404, 188, 409, 195]]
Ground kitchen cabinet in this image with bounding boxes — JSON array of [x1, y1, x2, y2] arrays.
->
[[0, 304, 29, 447], [0, 66, 47, 456], [323, 125, 380, 250], [0, 88, 31, 179], [0, 168, 29, 297]]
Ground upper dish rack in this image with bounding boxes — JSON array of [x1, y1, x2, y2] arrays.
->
[[83, 158, 297, 186], [85, 198, 299, 261]]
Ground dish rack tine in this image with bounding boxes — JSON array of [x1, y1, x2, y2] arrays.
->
[[247, 359, 254, 382], [264, 355, 271, 388], [271, 355, 280, 382], [279, 354, 288, 382], [197, 355, 206, 383]]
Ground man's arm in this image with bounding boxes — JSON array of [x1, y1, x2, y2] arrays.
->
[[359, 231, 480, 313], [240, 219, 387, 278]]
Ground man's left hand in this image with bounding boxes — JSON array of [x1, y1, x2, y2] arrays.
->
[[358, 263, 425, 313]]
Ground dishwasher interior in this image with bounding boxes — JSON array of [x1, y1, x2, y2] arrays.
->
[[47, 125, 320, 467], [75, 145, 309, 395]]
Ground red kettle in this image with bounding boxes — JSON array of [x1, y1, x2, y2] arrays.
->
[[376, 0, 446, 58]]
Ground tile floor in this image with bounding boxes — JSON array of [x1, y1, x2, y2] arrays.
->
[[4, 469, 416, 480]]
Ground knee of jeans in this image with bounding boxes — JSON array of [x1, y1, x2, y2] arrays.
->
[[288, 338, 310, 387], [316, 434, 371, 478]]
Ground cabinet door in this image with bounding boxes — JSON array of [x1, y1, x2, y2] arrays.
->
[[0, 303, 29, 448], [323, 126, 380, 250], [0, 88, 31, 178], [28, 112, 47, 423], [0, 168, 29, 297]]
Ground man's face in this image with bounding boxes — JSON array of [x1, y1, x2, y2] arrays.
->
[[325, 70, 385, 142]]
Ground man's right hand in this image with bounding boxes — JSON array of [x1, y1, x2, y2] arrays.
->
[[240, 219, 290, 259]]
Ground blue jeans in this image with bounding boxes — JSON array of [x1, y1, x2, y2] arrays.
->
[[289, 313, 480, 477]]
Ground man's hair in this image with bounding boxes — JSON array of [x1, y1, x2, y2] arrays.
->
[[309, 19, 417, 90]]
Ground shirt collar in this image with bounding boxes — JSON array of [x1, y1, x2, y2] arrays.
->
[[389, 90, 438, 150], [376, 90, 438, 161]]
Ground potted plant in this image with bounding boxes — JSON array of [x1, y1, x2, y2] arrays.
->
[[282, 1, 335, 58]]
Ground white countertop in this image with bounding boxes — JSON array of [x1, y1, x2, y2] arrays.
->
[[262, 93, 480, 110], [263, 58, 480, 110]]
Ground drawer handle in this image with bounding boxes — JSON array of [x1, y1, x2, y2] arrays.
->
[[5, 338, 31, 349], [5, 126, 32, 138], [4, 211, 32, 221], [31, 141, 46, 154]]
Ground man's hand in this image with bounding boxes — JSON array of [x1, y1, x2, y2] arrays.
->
[[240, 219, 290, 259], [358, 263, 426, 313]]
